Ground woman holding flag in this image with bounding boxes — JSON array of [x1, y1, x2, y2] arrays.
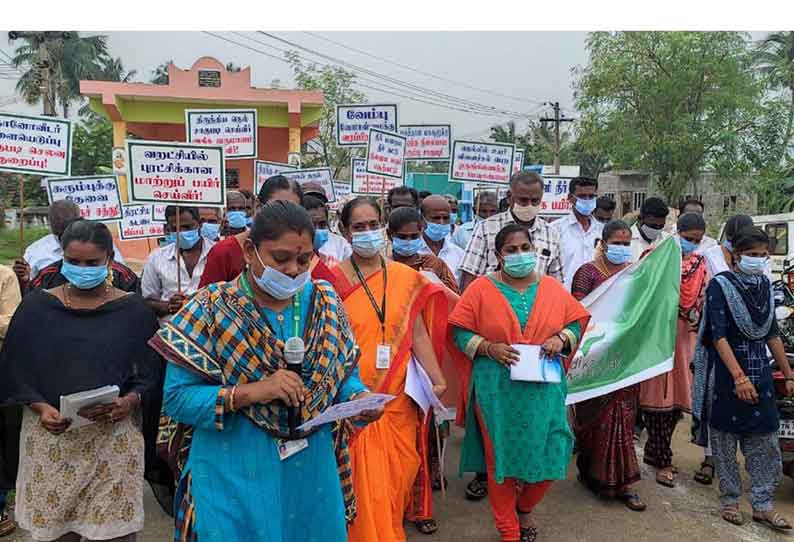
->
[[331, 197, 449, 542], [449, 224, 589, 542], [570, 219, 646, 511]]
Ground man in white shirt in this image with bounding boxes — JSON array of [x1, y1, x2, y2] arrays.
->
[[630, 197, 671, 261], [452, 191, 499, 250], [142, 205, 214, 324], [418, 195, 465, 283], [15, 200, 126, 288], [550, 177, 603, 290], [303, 194, 352, 268]]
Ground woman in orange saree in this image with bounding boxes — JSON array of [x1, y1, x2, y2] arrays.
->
[[331, 197, 449, 542]]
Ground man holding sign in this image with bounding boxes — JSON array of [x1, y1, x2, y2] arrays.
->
[[142, 206, 214, 324]]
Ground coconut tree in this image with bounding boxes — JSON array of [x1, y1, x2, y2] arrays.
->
[[755, 31, 794, 166], [150, 60, 173, 85]]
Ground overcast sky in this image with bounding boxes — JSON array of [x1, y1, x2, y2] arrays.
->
[[0, 31, 591, 138]]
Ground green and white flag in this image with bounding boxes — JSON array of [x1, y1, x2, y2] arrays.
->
[[566, 236, 681, 405]]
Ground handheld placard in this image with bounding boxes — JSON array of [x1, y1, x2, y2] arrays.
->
[[284, 337, 305, 437]]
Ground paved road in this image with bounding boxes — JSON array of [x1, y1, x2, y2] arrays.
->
[[7, 416, 794, 541]]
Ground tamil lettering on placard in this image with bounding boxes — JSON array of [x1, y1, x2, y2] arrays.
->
[[153, 204, 166, 222], [336, 104, 398, 147], [0, 113, 71, 176], [254, 160, 296, 195], [47, 175, 122, 221], [280, 168, 336, 203], [333, 181, 351, 200], [398, 124, 451, 160], [513, 150, 525, 175], [351, 158, 402, 195], [366, 128, 406, 180], [449, 140, 515, 185], [118, 204, 166, 240], [540, 175, 573, 216], [126, 141, 226, 207], [185, 109, 258, 159]]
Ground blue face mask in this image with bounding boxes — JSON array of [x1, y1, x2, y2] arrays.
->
[[314, 228, 330, 250], [351, 229, 385, 258], [201, 222, 220, 241], [605, 244, 632, 265], [723, 239, 732, 251], [449, 212, 458, 225], [392, 237, 426, 257], [227, 211, 248, 230], [177, 229, 201, 250], [61, 261, 109, 290], [574, 197, 597, 216], [503, 251, 537, 278], [162, 232, 177, 246], [679, 237, 699, 255], [737, 255, 767, 275], [252, 248, 310, 301], [246, 216, 253, 227], [424, 221, 451, 242]]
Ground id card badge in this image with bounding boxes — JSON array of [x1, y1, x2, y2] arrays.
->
[[277, 438, 308, 461], [376, 344, 391, 370]]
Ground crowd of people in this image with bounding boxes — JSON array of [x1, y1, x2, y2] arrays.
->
[[0, 170, 792, 542]]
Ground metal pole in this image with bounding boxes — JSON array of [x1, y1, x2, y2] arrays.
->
[[175, 206, 182, 294], [18, 176, 24, 259], [553, 102, 561, 176]]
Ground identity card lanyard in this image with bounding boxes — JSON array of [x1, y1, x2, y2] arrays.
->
[[350, 255, 391, 369], [239, 272, 301, 338]]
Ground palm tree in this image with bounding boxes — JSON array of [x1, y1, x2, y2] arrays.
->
[[9, 32, 109, 117], [100, 56, 136, 83], [225, 62, 242, 72], [490, 121, 518, 144], [150, 60, 173, 85], [755, 31, 794, 166]]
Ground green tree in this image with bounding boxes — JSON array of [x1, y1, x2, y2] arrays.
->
[[9, 32, 109, 117], [70, 115, 114, 176], [150, 60, 173, 85], [285, 51, 365, 178], [225, 62, 242, 73], [754, 31, 794, 168], [574, 31, 764, 203]]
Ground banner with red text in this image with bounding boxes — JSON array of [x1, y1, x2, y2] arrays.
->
[[398, 124, 451, 160], [0, 113, 71, 176], [449, 140, 515, 185], [352, 157, 403, 195], [46, 175, 122, 221], [336, 104, 398, 147]]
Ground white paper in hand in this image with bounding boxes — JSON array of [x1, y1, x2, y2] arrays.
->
[[297, 393, 395, 432], [406, 356, 447, 416], [509, 345, 561, 383], [59, 385, 120, 431]]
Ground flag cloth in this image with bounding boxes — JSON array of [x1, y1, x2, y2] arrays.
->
[[566, 237, 681, 405]]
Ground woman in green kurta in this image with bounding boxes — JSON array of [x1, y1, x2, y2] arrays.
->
[[448, 224, 590, 542]]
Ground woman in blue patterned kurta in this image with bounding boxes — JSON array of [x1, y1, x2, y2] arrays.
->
[[152, 201, 380, 542]]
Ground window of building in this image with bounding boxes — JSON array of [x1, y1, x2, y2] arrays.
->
[[723, 195, 738, 214], [225, 168, 240, 189], [602, 192, 616, 201], [766, 223, 788, 256], [632, 191, 646, 211], [198, 70, 221, 88]]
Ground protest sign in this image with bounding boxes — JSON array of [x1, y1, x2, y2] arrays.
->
[[336, 104, 398, 147], [118, 204, 166, 240], [365, 128, 406, 180], [47, 175, 122, 222], [513, 149, 525, 174], [254, 160, 296, 195], [449, 140, 515, 185], [126, 140, 226, 207], [281, 168, 336, 203], [539, 175, 573, 216], [185, 109, 258, 159], [566, 237, 681, 405], [398, 124, 451, 160], [0, 112, 71, 176], [333, 181, 351, 200], [351, 158, 403, 195], [153, 204, 167, 222]]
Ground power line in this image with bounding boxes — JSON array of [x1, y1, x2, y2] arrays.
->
[[204, 31, 536, 121], [302, 31, 547, 108], [252, 31, 536, 119]]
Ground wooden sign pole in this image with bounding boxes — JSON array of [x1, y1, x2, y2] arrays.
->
[[18, 176, 25, 259], [175, 205, 182, 294]]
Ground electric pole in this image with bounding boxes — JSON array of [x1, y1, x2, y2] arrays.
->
[[540, 101, 574, 175]]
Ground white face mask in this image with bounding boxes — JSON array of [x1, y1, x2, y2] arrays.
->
[[640, 223, 663, 242], [512, 203, 539, 223], [252, 249, 310, 300]]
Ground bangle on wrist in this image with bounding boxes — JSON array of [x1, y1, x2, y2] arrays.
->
[[229, 385, 238, 412], [734, 375, 749, 385], [485, 342, 495, 360]]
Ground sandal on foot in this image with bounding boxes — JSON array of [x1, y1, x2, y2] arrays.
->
[[520, 526, 538, 542], [694, 462, 714, 485], [656, 467, 676, 488], [721, 506, 744, 526], [620, 492, 647, 512], [415, 519, 438, 535], [753, 511, 793, 532], [465, 477, 488, 501]]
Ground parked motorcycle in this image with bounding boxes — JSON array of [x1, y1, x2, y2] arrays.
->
[[773, 259, 794, 479]]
